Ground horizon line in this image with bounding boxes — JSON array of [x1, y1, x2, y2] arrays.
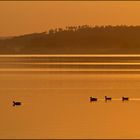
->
[[0, 54, 140, 57]]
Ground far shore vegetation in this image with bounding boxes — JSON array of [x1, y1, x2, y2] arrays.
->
[[0, 25, 140, 54]]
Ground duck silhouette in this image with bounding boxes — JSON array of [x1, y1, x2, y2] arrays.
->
[[90, 97, 97, 102], [105, 96, 112, 102], [122, 97, 129, 101], [13, 101, 21, 106]]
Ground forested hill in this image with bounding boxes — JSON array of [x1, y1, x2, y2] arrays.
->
[[0, 25, 140, 54]]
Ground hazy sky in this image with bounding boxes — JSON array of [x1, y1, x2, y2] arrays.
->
[[1, 1, 140, 36]]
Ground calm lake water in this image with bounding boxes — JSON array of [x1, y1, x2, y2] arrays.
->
[[1, 55, 140, 139]]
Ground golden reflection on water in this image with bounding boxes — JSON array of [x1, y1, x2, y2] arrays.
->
[[0, 55, 140, 138], [1, 54, 140, 57], [0, 72, 140, 138]]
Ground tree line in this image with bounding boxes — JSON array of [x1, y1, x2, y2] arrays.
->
[[0, 25, 140, 54]]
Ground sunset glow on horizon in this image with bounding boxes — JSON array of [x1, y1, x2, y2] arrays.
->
[[0, 1, 140, 36]]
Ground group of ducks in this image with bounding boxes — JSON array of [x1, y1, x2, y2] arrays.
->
[[90, 96, 129, 102]]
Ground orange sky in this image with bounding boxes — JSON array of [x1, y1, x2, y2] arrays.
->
[[0, 1, 140, 36]]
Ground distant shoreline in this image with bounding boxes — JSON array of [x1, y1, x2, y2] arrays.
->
[[0, 25, 140, 54]]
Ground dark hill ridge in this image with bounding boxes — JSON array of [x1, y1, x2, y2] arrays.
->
[[0, 25, 140, 54]]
